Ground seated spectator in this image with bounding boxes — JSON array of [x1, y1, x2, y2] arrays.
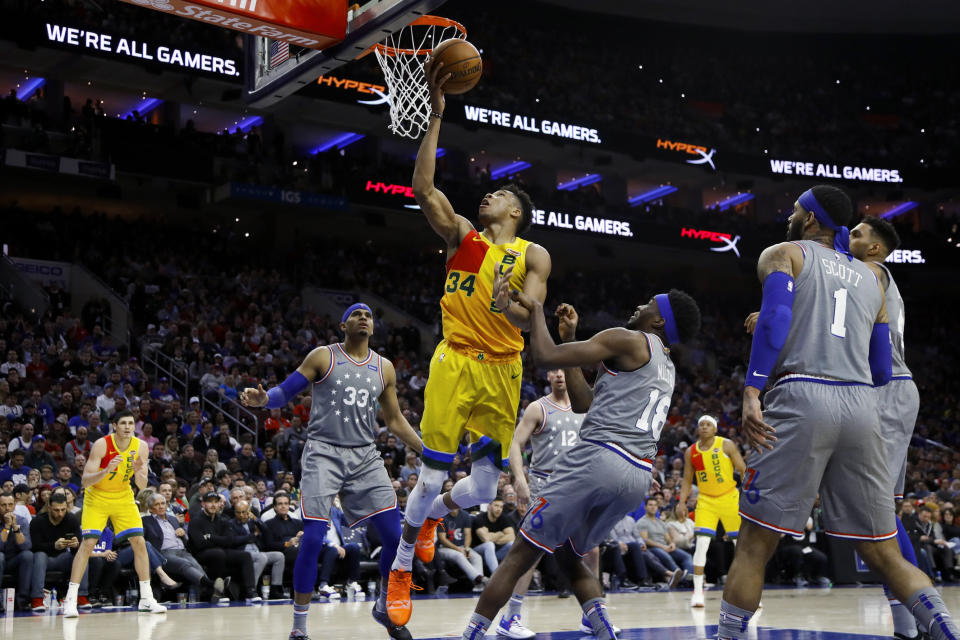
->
[[0, 449, 30, 485], [7, 423, 33, 452], [192, 421, 216, 456], [28, 493, 89, 611], [774, 518, 831, 587], [25, 435, 57, 471], [314, 503, 362, 599], [231, 499, 285, 598], [609, 513, 683, 587], [264, 492, 303, 585], [472, 496, 515, 574], [174, 443, 201, 483], [637, 497, 694, 579], [187, 491, 260, 602], [0, 490, 34, 612], [437, 504, 484, 589], [69, 454, 85, 487], [142, 493, 222, 602], [13, 483, 34, 521], [236, 442, 259, 476], [87, 522, 181, 606], [62, 425, 92, 465], [910, 505, 955, 582]]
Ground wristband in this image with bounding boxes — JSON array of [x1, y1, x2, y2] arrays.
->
[[430, 111, 443, 119]]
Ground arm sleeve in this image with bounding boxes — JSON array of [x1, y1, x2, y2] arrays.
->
[[266, 371, 310, 409], [869, 323, 893, 387], [745, 271, 796, 390]]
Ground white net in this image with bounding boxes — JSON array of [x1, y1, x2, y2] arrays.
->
[[373, 18, 466, 139]]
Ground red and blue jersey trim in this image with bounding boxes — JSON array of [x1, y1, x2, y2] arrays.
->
[[582, 439, 652, 472]]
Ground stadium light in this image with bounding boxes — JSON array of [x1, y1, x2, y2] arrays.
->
[[557, 174, 602, 191], [235, 115, 263, 133], [629, 185, 678, 207], [711, 193, 754, 212], [879, 201, 918, 220], [16, 77, 45, 101], [122, 98, 162, 121], [311, 132, 365, 154], [491, 161, 531, 181]]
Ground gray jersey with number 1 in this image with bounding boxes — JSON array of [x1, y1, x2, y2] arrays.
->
[[578, 332, 675, 460]]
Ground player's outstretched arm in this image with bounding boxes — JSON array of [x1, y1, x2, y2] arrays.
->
[[508, 289, 649, 371], [555, 303, 594, 413], [240, 346, 330, 409], [378, 359, 423, 454], [493, 246, 551, 331], [509, 401, 543, 511], [82, 438, 117, 488], [675, 446, 694, 519], [412, 57, 473, 248]]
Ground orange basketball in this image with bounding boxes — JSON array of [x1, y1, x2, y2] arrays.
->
[[430, 38, 482, 95]]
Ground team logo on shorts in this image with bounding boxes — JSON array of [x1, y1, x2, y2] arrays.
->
[[528, 497, 550, 530]]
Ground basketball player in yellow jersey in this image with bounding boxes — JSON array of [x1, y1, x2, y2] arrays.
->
[[386, 56, 551, 626], [62, 409, 167, 617], [676, 415, 746, 608]]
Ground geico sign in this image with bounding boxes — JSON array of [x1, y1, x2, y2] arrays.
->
[[885, 249, 925, 265], [317, 76, 389, 106], [656, 138, 717, 170], [680, 227, 741, 257], [365, 181, 414, 198]]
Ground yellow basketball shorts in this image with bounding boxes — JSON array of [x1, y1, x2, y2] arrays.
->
[[81, 488, 144, 541], [694, 488, 741, 538], [420, 339, 522, 471]]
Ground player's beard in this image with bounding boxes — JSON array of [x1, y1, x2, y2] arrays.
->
[[786, 215, 806, 241]]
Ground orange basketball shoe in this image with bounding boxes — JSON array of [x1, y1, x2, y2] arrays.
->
[[386, 569, 420, 626], [415, 517, 443, 563]]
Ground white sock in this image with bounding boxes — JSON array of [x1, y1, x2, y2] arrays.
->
[[139, 580, 154, 602], [392, 539, 415, 572], [427, 494, 451, 521], [693, 573, 704, 595], [66, 582, 80, 602]]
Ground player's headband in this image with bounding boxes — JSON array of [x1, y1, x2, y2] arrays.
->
[[698, 415, 718, 428], [798, 189, 852, 261], [342, 302, 372, 323], [654, 294, 680, 345]]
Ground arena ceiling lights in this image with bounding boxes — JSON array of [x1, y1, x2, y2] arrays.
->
[[122, 97, 163, 120], [711, 193, 754, 212], [557, 173, 602, 191], [629, 185, 678, 207], [16, 77, 45, 101], [491, 161, 531, 181], [879, 201, 918, 219], [310, 131, 365, 154]]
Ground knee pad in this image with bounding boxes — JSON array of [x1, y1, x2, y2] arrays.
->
[[451, 457, 501, 507], [415, 466, 448, 498], [693, 535, 711, 567]]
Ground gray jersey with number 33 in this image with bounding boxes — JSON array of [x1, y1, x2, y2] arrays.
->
[[307, 343, 386, 446], [578, 332, 675, 460]]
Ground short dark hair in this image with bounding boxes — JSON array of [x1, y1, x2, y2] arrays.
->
[[49, 493, 68, 506], [810, 185, 853, 228], [861, 216, 901, 254], [501, 183, 534, 235], [10, 449, 24, 458], [666, 289, 701, 344], [0, 491, 13, 499], [113, 409, 135, 423]]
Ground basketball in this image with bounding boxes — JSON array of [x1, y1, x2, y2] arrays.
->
[[430, 38, 482, 94]]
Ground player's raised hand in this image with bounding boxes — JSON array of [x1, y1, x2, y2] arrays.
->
[[133, 452, 147, 472], [741, 390, 777, 452], [106, 456, 122, 472], [674, 501, 688, 520], [744, 311, 760, 334], [493, 261, 515, 312], [555, 303, 579, 342], [240, 384, 268, 407], [424, 56, 452, 115]]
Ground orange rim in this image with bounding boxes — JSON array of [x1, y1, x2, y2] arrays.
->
[[371, 15, 467, 57]]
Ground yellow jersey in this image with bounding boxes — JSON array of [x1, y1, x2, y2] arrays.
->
[[690, 435, 736, 498], [440, 229, 531, 358], [89, 434, 141, 496]]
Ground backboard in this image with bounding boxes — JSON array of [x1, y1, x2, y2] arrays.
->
[[245, 0, 449, 108]]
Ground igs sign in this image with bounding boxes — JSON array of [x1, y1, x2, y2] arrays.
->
[[680, 228, 741, 257]]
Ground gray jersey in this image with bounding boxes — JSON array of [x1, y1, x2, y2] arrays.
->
[[876, 262, 911, 378], [579, 332, 675, 460], [307, 344, 386, 447], [772, 241, 883, 385], [529, 396, 585, 473]]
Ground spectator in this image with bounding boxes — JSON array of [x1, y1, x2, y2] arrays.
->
[[95, 382, 117, 418], [63, 425, 92, 465], [609, 513, 682, 587], [232, 499, 285, 598], [264, 493, 303, 581], [28, 493, 89, 611], [910, 506, 955, 581], [1, 350, 26, 377], [399, 451, 421, 483], [142, 493, 222, 601], [472, 497, 515, 574], [774, 515, 831, 587], [175, 443, 201, 482], [53, 464, 80, 494], [186, 491, 261, 603], [7, 423, 33, 452], [86, 523, 181, 606], [436, 504, 484, 589], [69, 454, 86, 487], [0, 449, 31, 486], [0, 490, 34, 612], [193, 422, 216, 456], [637, 497, 694, 579], [25, 435, 57, 471], [264, 408, 290, 440], [13, 484, 34, 521]]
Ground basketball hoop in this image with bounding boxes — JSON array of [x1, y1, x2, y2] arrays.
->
[[370, 16, 467, 139]]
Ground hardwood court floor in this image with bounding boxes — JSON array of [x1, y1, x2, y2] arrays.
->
[[5, 585, 960, 639]]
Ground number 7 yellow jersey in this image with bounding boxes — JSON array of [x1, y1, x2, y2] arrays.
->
[[440, 229, 531, 358]]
